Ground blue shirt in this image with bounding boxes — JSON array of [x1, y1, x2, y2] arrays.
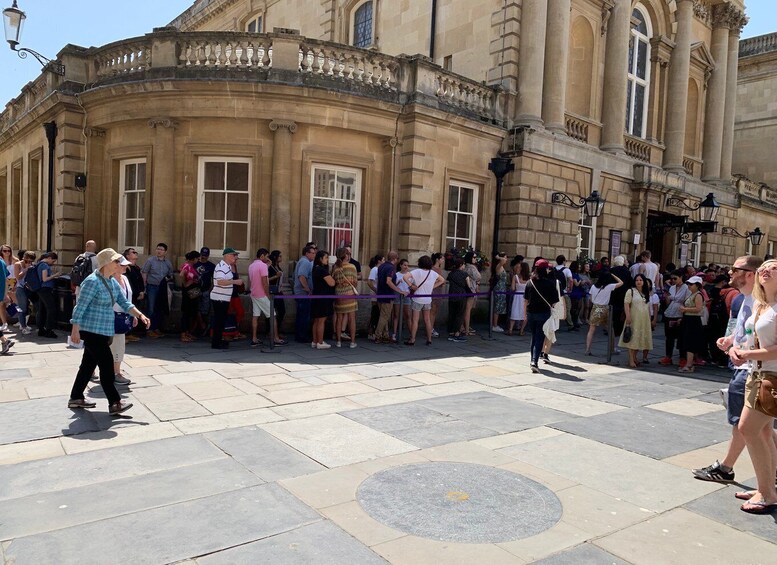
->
[[40, 263, 54, 289], [293, 256, 313, 295], [71, 272, 135, 336]]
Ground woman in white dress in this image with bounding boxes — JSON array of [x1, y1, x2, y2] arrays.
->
[[507, 261, 530, 336]]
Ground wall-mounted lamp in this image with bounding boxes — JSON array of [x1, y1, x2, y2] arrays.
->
[[551, 190, 605, 218], [722, 226, 764, 248], [3, 1, 64, 75]]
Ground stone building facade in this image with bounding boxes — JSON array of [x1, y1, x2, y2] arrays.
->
[[0, 0, 766, 270]]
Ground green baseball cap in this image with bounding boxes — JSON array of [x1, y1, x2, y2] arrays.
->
[[222, 247, 239, 256]]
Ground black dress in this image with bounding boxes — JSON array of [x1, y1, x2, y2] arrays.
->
[[311, 264, 334, 319]]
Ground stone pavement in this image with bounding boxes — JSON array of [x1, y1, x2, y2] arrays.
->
[[0, 324, 775, 565]]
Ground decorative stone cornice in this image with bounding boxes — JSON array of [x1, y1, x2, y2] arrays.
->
[[147, 118, 178, 129], [269, 120, 297, 134], [84, 127, 106, 138], [600, 0, 615, 36]]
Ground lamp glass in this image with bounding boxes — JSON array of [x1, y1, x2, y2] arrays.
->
[[2, 4, 24, 47], [583, 191, 604, 218], [750, 228, 764, 247], [698, 192, 720, 223]]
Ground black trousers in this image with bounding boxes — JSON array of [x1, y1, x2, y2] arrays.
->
[[70, 331, 120, 405], [447, 299, 465, 335], [36, 287, 57, 332], [612, 305, 626, 337], [664, 316, 684, 357], [211, 300, 230, 346]]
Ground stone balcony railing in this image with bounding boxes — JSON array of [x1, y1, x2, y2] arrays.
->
[[624, 134, 664, 166], [683, 155, 703, 178], [1, 28, 506, 135], [739, 32, 777, 58], [564, 113, 602, 146]]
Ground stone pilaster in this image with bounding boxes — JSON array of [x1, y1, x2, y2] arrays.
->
[[83, 127, 107, 246], [600, 0, 631, 153], [269, 120, 297, 254], [701, 3, 734, 181], [662, 0, 693, 172], [515, 0, 548, 127], [541, 0, 571, 134], [147, 118, 177, 247], [720, 11, 748, 180]]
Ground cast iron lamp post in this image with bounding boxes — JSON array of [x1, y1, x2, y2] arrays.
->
[[721, 226, 764, 248], [3, 0, 64, 74]]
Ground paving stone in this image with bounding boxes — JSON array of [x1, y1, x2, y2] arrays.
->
[[341, 403, 455, 432], [0, 368, 31, 380], [347, 388, 437, 407], [320, 500, 406, 547], [205, 426, 325, 481], [594, 508, 777, 564], [474, 426, 565, 450], [262, 414, 416, 467], [556, 381, 699, 408], [172, 408, 283, 435], [0, 396, 101, 445], [419, 392, 573, 433], [684, 482, 777, 544], [59, 422, 183, 454], [0, 438, 64, 466], [496, 385, 624, 417], [4, 483, 319, 565], [388, 420, 498, 448], [177, 380, 244, 401], [373, 534, 523, 565], [199, 393, 274, 414], [645, 398, 725, 417], [0, 435, 225, 501], [271, 397, 365, 420], [549, 407, 731, 459], [357, 462, 562, 543], [279, 465, 369, 509], [530, 543, 630, 565], [260, 381, 376, 405], [198, 520, 387, 564], [144, 398, 211, 420], [0, 458, 262, 540]]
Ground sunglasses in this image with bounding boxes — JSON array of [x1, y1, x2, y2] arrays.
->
[[730, 267, 754, 273]]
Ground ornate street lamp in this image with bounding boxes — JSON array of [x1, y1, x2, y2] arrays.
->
[[3, 1, 64, 75], [722, 226, 764, 248], [666, 192, 720, 223], [551, 190, 605, 218]]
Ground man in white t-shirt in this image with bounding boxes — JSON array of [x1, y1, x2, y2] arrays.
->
[[554, 255, 575, 330], [630, 251, 660, 293], [210, 248, 244, 350]]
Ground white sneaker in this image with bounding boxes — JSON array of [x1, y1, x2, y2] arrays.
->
[[431, 329, 440, 338], [349, 342, 358, 349], [492, 326, 505, 333], [311, 342, 316, 349], [0, 324, 7, 332], [21, 327, 32, 335], [335, 341, 342, 348], [316, 342, 331, 349]]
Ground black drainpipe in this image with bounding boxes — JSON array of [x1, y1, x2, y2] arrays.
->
[[430, 0, 437, 60], [43, 121, 57, 252]]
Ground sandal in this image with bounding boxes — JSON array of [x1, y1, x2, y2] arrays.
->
[[678, 366, 695, 373], [404, 340, 415, 346], [735, 490, 757, 501], [740, 499, 777, 514]]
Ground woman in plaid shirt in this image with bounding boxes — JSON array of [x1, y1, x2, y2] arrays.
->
[[68, 248, 150, 415]]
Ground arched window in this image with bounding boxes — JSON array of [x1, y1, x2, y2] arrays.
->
[[352, 1, 373, 48], [625, 6, 651, 138], [245, 13, 262, 33]]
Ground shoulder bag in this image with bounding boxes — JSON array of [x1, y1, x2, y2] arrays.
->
[[529, 280, 560, 344], [98, 276, 133, 334], [751, 306, 777, 417], [622, 289, 634, 343]]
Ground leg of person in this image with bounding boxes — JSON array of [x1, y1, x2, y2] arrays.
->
[[68, 331, 103, 407], [211, 300, 229, 348], [16, 287, 28, 330], [348, 312, 357, 344], [585, 324, 596, 354], [739, 404, 777, 511], [564, 295, 573, 329], [422, 308, 433, 344], [146, 284, 159, 331], [374, 302, 392, 342], [36, 288, 56, 334], [109, 333, 131, 385], [274, 296, 286, 330], [406, 307, 420, 344]]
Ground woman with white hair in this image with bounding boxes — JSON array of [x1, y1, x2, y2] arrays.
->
[[68, 248, 150, 415]]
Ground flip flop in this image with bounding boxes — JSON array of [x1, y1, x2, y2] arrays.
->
[[740, 499, 777, 514], [735, 490, 756, 501]]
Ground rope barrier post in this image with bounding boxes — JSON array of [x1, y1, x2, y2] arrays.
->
[[261, 292, 279, 354], [397, 294, 405, 344], [606, 305, 613, 364], [485, 289, 495, 340]]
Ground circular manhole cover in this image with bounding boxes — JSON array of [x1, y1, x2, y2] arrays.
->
[[356, 462, 562, 543]]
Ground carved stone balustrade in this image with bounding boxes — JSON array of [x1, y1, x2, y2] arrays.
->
[[93, 38, 152, 80], [683, 155, 703, 177], [624, 135, 651, 162], [178, 32, 271, 69], [298, 39, 397, 90]]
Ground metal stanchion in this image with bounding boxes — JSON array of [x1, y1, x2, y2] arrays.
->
[[397, 294, 405, 344], [484, 289, 495, 340], [261, 293, 279, 354], [606, 304, 614, 363]]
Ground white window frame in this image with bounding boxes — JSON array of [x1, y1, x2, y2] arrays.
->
[[196, 157, 252, 257], [118, 158, 147, 254], [626, 5, 652, 138], [350, 0, 375, 49], [746, 238, 753, 257], [576, 209, 597, 261], [688, 234, 701, 267], [309, 164, 362, 259], [245, 13, 263, 33], [446, 180, 479, 251]]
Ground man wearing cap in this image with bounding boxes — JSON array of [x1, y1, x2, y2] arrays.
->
[[68, 248, 150, 415], [211, 248, 244, 349], [196, 247, 216, 332]]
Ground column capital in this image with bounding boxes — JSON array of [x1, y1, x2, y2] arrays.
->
[[269, 120, 297, 134], [600, 0, 615, 36], [147, 118, 178, 129]]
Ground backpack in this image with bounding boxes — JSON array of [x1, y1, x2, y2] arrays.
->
[[70, 253, 95, 286], [25, 262, 43, 293], [708, 289, 728, 325], [552, 267, 567, 296]]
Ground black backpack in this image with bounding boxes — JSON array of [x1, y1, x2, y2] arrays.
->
[[70, 253, 94, 286], [553, 267, 567, 296], [25, 262, 43, 293]]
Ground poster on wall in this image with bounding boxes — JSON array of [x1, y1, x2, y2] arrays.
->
[[609, 230, 622, 259], [679, 243, 689, 267]]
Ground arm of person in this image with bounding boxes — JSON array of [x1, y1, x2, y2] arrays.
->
[[732, 343, 777, 363], [40, 266, 61, 282], [262, 275, 270, 296], [324, 274, 336, 287], [387, 276, 406, 295], [680, 293, 704, 314], [433, 276, 446, 289], [367, 279, 377, 293], [624, 291, 632, 325], [297, 274, 311, 293], [69, 280, 98, 343], [13, 262, 24, 279], [611, 275, 623, 288]]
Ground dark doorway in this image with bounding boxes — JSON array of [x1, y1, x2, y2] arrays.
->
[[646, 211, 684, 267]]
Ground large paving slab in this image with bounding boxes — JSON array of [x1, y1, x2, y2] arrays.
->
[[387, 420, 498, 448], [340, 403, 457, 431], [261, 413, 416, 467], [204, 425, 325, 481], [0, 396, 101, 444], [530, 543, 631, 565], [198, 520, 388, 564], [0, 434, 225, 500], [0, 458, 261, 540], [551, 381, 699, 408], [4, 483, 319, 565], [549, 407, 732, 459]]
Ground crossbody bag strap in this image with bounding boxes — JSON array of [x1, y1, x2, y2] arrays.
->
[[411, 271, 431, 295], [529, 279, 553, 310], [96, 275, 116, 306], [754, 304, 764, 371]]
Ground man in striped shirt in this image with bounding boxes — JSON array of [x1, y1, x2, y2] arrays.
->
[[210, 248, 244, 349]]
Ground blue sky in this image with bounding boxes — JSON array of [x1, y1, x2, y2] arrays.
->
[[1, 0, 775, 106]]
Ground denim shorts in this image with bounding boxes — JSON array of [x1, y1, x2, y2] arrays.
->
[[726, 368, 747, 426], [411, 300, 431, 312]]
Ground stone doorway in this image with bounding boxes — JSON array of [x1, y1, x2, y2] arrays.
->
[[646, 211, 684, 267]]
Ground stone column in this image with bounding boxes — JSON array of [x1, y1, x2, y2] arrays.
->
[[515, 0, 548, 127], [701, 5, 732, 181], [662, 0, 693, 172], [720, 12, 747, 180], [148, 118, 177, 247], [541, 0, 571, 133], [599, 0, 631, 152], [269, 120, 296, 254], [83, 128, 106, 245]]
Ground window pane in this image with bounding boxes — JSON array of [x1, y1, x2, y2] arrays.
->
[[204, 221, 224, 250], [353, 1, 373, 48], [204, 192, 226, 221], [137, 191, 145, 219], [333, 201, 353, 228], [136, 163, 146, 189], [459, 187, 474, 213], [637, 40, 648, 80], [628, 38, 635, 75], [312, 227, 328, 250], [447, 212, 457, 237], [125, 221, 136, 247], [125, 164, 136, 192], [204, 162, 225, 190], [227, 162, 249, 191], [227, 193, 249, 221], [336, 172, 357, 201], [625, 80, 633, 133], [225, 222, 247, 249], [634, 84, 645, 137], [125, 192, 137, 219], [633, 9, 648, 35], [312, 199, 333, 227], [456, 215, 470, 239], [136, 220, 145, 249], [314, 169, 335, 198], [448, 185, 458, 212]]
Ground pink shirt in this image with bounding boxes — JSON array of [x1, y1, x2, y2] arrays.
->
[[248, 259, 269, 298]]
